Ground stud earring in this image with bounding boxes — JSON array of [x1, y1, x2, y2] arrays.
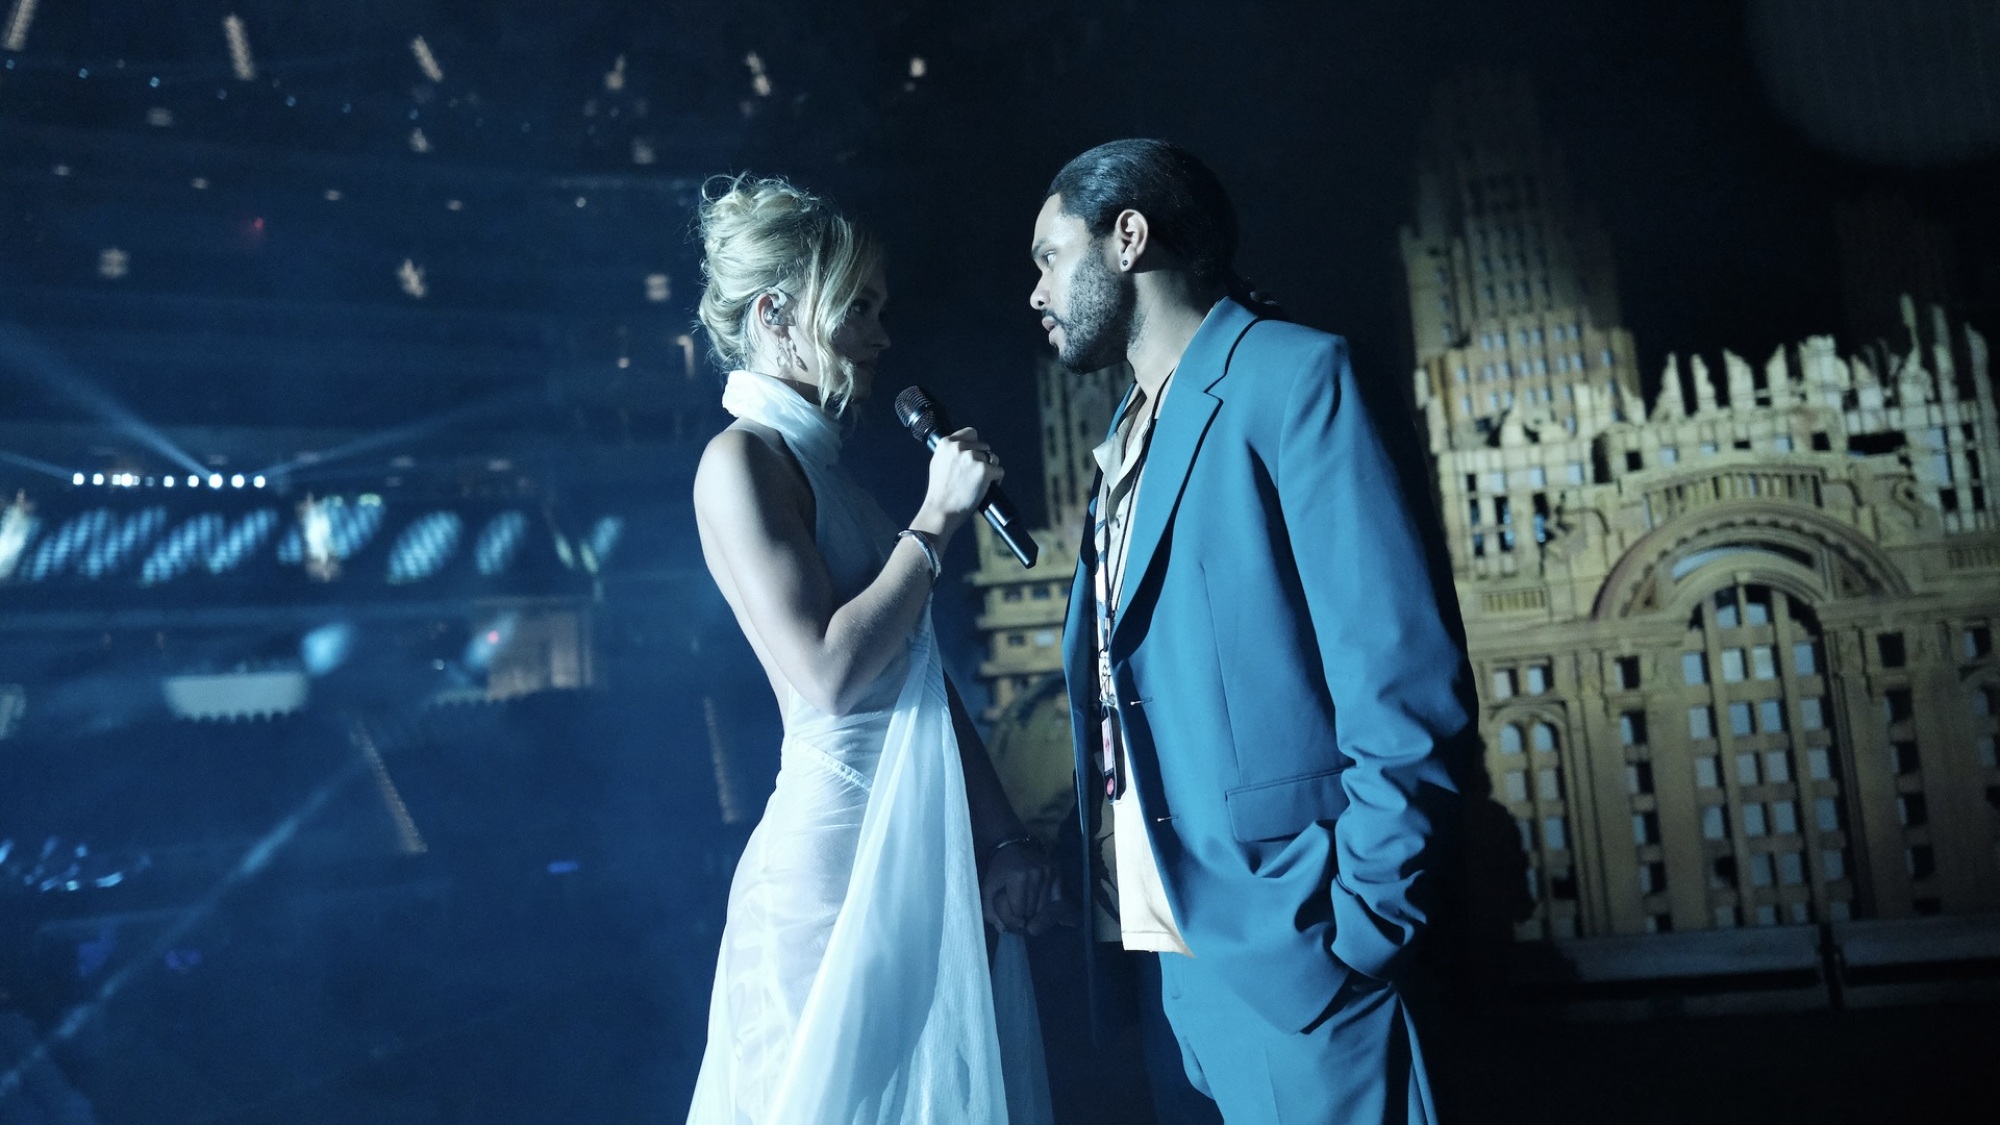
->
[[1121, 258, 1130, 268]]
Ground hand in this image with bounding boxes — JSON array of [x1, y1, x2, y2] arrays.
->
[[915, 427, 1004, 537], [980, 839, 1054, 934]]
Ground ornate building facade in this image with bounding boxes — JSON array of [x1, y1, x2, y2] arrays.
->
[[1404, 75, 2000, 940]]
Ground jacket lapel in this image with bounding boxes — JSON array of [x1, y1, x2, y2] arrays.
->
[[1110, 298, 1259, 651]]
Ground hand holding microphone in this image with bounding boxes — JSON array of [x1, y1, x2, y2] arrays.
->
[[896, 386, 1040, 568]]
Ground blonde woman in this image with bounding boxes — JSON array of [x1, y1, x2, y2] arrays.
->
[[685, 176, 1056, 1124]]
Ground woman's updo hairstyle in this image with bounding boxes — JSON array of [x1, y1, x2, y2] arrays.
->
[[696, 174, 884, 416]]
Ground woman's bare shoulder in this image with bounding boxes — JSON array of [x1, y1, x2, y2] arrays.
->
[[695, 421, 809, 513]]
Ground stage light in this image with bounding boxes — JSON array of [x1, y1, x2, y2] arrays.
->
[[253, 475, 266, 488], [98, 249, 128, 279], [207, 474, 223, 489], [52, 164, 69, 177], [386, 510, 463, 584], [646, 273, 670, 301], [910, 57, 927, 78], [191, 177, 208, 190], [474, 510, 527, 575], [575, 196, 587, 208], [230, 473, 245, 488], [91, 473, 104, 486], [223, 15, 256, 82], [126, 518, 198, 583], [186, 475, 198, 487], [324, 189, 341, 201], [398, 259, 427, 298], [207, 508, 276, 572], [411, 35, 444, 83], [146, 108, 173, 127], [604, 54, 627, 92], [446, 199, 462, 211], [72, 472, 84, 486], [745, 52, 771, 97], [3, 1, 39, 53], [163, 475, 174, 487], [409, 127, 431, 153]]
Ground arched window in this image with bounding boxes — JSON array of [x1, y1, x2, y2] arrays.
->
[[1532, 722, 1558, 752], [1499, 724, 1524, 754]]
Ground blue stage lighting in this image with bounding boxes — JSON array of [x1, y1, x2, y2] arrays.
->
[[473, 510, 528, 575], [140, 514, 226, 585], [386, 511, 463, 584]]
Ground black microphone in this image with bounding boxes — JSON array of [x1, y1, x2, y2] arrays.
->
[[894, 385, 1039, 568]]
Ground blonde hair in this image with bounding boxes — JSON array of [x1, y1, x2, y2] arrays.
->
[[695, 174, 884, 416]]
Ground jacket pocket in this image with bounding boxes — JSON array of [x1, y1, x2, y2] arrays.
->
[[1223, 767, 1348, 842]]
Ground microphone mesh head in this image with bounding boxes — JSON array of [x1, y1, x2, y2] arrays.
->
[[894, 385, 942, 442]]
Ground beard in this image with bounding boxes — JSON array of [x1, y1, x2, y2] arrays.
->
[[1055, 250, 1136, 374]]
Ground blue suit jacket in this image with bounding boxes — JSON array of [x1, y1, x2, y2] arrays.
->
[[1062, 298, 1475, 1033]]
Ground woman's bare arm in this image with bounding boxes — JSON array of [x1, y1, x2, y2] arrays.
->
[[693, 423, 998, 715]]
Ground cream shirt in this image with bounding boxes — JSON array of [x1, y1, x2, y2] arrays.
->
[[1092, 375, 1193, 958]]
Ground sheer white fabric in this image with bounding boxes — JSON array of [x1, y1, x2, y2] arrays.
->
[[688, 370, 1046, 1125]]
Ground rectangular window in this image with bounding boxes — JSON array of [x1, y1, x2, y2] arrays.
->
[[1715, 590, 1740, 629], [1978, 736, 1997, 769], [1620, 711, 1648, 746], [1565, 461, 1585, 485], [1537, 768, 1564, 802], [1736, 753, 1761, 786], [1773, 435, 1794, 452], [1755, 904, 1778, 927], [1722, 649, 1747, 683], [1801, 697, 1825, 731], [1877, 632, 1907, 668], [1891, 741, 1921, 775], [1615, 655, 1642, 690], [1688, 706, 1714, 740], [1702, 805, 1728, 840], [1503, 771, 1529, 802], [1695, 756, 1722, 788], [1517, 818, 1536, 852], [1772, 801, 1800, 835], [1744, 804, 1769, 837], [1750, 853, 1775, 887], [1744, 589, 1772, 625], [1778, 852, 1806, 886], [1715, 905, 1740, 928], [1659, 446, 1679, 465], [1491, 668, 1517, 699], [1822, 850, 1846, 881], [1484, 471, 1506, 492], [1729, 701, 1754, 736], [1636, 857, 1665, 891], [1682, 651, 1708, 685], [1626, 761, 1654, 795], [1793, 642, 1818, 677], [1908, 845, 1936, 880], [1542, 816, 1569, 851], [1815, 797, 1841, 833], [1807, 748, 1832, 780], [1967, 626, 1994, 660], [1759, 699, 1786, 733], [1898, 793, 1928, 827], [1763, 750, 1792, 783], [1884, 689, 1913, 724], [1524, 664, 1551, 694], [1699, 441, 1720, 456], [1633, 813, 1660, 847], [1751, 646, 1777, 680], [1528, 466, 1547, 489]]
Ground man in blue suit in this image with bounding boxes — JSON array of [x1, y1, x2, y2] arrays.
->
[[1030, 139, 1476, 1124]]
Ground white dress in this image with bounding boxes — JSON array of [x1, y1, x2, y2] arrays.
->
[[687, 371, 1049, 1125]]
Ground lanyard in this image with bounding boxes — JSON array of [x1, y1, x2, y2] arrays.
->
[[1092, 373, 1171, 799]]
